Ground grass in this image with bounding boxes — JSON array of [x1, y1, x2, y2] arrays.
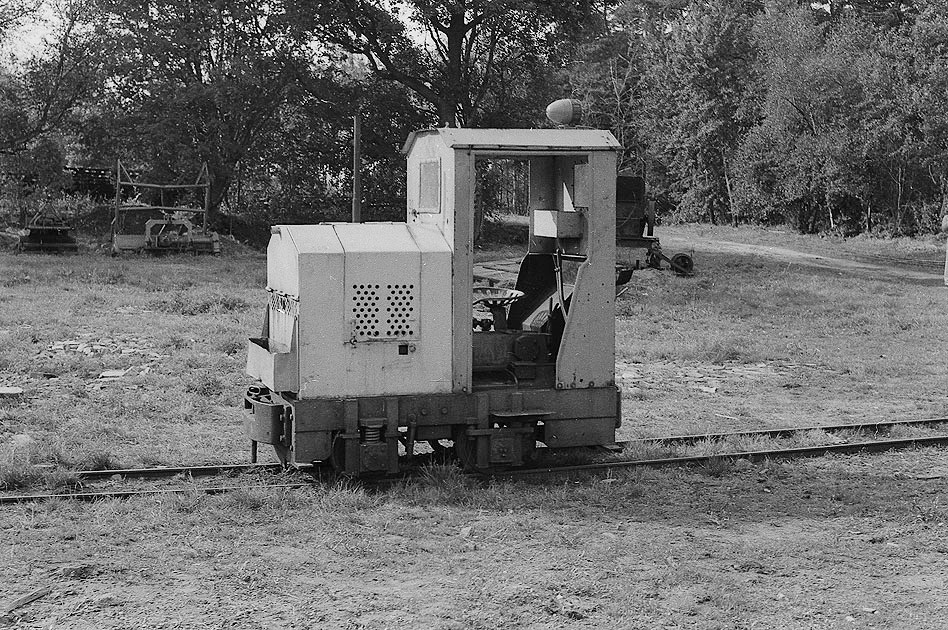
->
[[1, 224, 947, 627], [0, 248, 264, 476], [1, 225, 947, 476], [615, 225, 948, 438], [5, 455, 947, 627], [0, 461, 43, 491]]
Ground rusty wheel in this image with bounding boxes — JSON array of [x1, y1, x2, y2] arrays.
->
[[670, 253, 694, 276], [328, 433, 347, 473], [522, 436, 538, 465], [427, 440, 454, 463], [451, 425, 478, 472]]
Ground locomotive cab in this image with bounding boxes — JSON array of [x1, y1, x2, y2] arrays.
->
[[245, 127, 621, 475]]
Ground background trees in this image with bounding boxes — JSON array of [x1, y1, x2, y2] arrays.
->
[[730, 0, 946, 234], [577, 0, 946, 235], [303, 0, 604, 127], [1, 0, 946, 237], [637, 0, 760, 225], [0, 1, 100, 156], [73, 0, 312, 215]]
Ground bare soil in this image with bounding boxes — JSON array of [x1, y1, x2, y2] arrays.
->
[[1, 226, 948, 629]]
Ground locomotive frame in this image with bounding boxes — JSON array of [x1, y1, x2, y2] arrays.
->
[[244, 127, 623, 475]]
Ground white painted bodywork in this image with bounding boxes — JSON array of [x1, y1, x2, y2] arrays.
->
[[250, 126, 619, 399], [259, 222, 453, 398], [403, 128, 618, 392]]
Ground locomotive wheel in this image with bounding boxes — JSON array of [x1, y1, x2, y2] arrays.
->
[[427, 440, 454, 463], [451, 426, 478, 472], [328, 433, 347, 473], [522, 436, 538, 465], [645, 250, 662, 269]]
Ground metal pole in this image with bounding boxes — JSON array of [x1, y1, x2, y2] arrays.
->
[[113, 160, 122, 241], [352, 113, 362, 223], [202, 164, 210, 231]]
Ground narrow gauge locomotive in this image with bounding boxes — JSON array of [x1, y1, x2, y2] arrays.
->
[[243, 127, 624, 475]]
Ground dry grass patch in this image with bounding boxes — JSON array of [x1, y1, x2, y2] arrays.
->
[[4, 453, 948, 627]]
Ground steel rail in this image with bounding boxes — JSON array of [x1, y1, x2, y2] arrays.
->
[[58, 418, 948, 481], [4, 419, 948, 503], [73, 462, 291, 482], [68, 416, 948, 482], [502, 434, 948, 478], [619, 416, 948, 448], [0, 483, 312, 505]]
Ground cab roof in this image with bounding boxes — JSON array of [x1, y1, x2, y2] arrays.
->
[[401, 128, 620, 155]]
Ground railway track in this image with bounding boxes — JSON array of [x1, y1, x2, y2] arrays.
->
[[2, 416, 947, 504], [508, 433, 948, 478], [619, 416, 948, 447]]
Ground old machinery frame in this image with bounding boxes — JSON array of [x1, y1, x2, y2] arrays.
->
[[17, 207, 79, 253], [112, 161, 220, 255], [615, 171, 693, 276], [244, 128, 623, 475]]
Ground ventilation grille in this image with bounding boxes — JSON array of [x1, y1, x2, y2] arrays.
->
[[267, 289, 299, 318], [350, 282, 418, 341], [351, 284, 382, 338], [384, 284, 415, 337]]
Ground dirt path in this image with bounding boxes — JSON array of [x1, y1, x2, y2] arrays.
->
[[659, 226, 946, 286]]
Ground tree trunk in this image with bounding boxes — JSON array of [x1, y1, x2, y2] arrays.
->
[[440, 10, 467, 127], [826, 191, 835, 231], [894, 164, 904, 232], [721, 149, 736, 226], [438, 100, 456, 127], [207, 162, 235, 225]]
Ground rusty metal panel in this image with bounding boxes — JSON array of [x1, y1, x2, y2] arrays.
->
[[543, 416, 616, 447], [291, 431, 332, 464], [409, 224, 454, 391], [451, 150, 474, 393]]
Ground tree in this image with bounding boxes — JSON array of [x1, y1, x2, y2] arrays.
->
[[637, 0, 762, 224], [0, 0, 40, 40], [735, 0, 946, 234], [566, 28, 642, 172], [904, 0, 948, 224], [733, 3, 864, 232], [239, 67, 430, 224], [87, 0, 311, 215], [0, 0, 101, 155], [302, 0, 604, 127]]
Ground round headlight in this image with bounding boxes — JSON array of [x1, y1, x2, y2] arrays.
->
[[546, 99, 583, 126]]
